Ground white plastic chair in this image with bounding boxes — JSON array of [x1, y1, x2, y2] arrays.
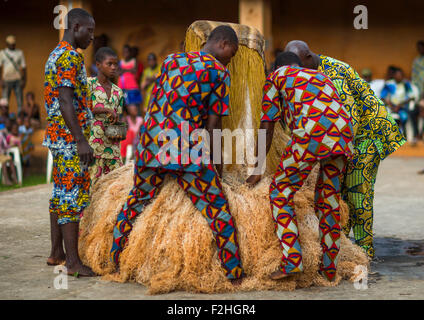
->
[[47, 149, 53, 184], [0, 147, 23, 185], [125, 144, 133, 165]]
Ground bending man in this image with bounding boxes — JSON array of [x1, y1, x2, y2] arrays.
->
[[285, 41, 406, 258], [110, 26, 244, 285], [247, 52, 354, 281]]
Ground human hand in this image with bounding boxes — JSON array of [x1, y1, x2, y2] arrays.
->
[[107, 109, 118, 124], [246, 174, 262, 186], [215, 164, 223, 178], [76, 138, 94, 166]]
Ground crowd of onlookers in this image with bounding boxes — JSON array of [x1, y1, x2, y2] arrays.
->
[[0, 33, 162, 185], [2, 32, 424, 185], [270, 41, 424, 146]]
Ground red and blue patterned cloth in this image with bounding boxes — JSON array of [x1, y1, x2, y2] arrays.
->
[[137, 51, 230, 172], [261, 66, 354, 162]]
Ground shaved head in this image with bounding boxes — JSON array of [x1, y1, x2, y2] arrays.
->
[[284, 40, 310, 56], [284, 40, 319, 70]]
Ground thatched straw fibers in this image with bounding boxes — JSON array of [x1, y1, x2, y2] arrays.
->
[[79, 163, 369, 295]]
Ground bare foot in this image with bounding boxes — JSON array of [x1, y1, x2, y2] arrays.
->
[[269, 269, 294, 280], [66, 263, 97, 277], [46, 256, 66, 266]]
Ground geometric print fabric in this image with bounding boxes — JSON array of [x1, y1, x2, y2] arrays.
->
[[269, 150, 347, 281], [137, 51, 231, 172], [110, 160, 243, 280], [261, 66, 354, 163]]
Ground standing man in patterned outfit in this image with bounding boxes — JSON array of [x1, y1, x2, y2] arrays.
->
[[284, 41, 406, 259], [110, 26, 244, 285], [247, 52, 354, 282], [43, 8, 96, 277]]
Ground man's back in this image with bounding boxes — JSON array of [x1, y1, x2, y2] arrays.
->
[[261, 65, 354, 160], [139, 51, 231, 171]]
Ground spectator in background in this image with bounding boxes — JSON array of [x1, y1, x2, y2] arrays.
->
[[0, 98, 9, 124], [0, 35, 26, 114], [87, 47, 124, 186], [411, 40, 424, 142], [131, 46, 144, 86], [386, 65, 398, 81], [120, 104, 143, 161], [19, 116, 34, 166], [362, 68, 385, 98], [140, 52, 160, 115], [0, 122, 17, 185], [381, 67, 415, 138], [118, 44, 143, 113], [6, 121, 21, 148], [90, 34, 109, 77], [22, 91, 41, 129], [268, 47, 284, 75]]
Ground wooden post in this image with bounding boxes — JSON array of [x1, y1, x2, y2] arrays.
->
[[239, 0, 272, 66]]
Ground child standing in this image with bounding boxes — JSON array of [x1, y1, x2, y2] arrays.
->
[[120, 104, 143, 161], [88, 47, 124, 186]]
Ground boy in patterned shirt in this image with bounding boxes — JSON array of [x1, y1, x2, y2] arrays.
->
[[88, 47, 124, 186]]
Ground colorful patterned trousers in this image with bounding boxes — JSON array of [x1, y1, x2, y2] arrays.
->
[[342, 139, 380, 258], [269, 151, 347, 281], [110, 163, 243, 280], [89, 157, 123, 186], [50, 148, 91, 225]]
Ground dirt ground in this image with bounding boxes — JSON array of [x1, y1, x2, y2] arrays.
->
[[1, 157, 423, 300]]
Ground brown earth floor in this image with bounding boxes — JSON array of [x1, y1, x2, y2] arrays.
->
[[0, 157, 423, 300]]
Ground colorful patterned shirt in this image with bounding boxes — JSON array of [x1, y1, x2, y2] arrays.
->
[[318, 55, 405, 160], [88, 77, 124, 160], [412, 55, 424, 98], [261, 66, 354, 162], [137, 51, 230, 172], [43, 41, 92, 149]]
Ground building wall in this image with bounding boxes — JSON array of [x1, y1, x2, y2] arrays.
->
[[0, 1, 58, 118], [1, 0, 423, 118], [0, 0, 239, 119], [90, 0, 239, 76], [271, 0, 424, 79]]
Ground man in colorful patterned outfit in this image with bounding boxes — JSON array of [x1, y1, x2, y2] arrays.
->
[[43, 8, 96, 277], [285, 41, 406, 259], [247, 52, 354, 282], [110, 26, 244, 285]]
